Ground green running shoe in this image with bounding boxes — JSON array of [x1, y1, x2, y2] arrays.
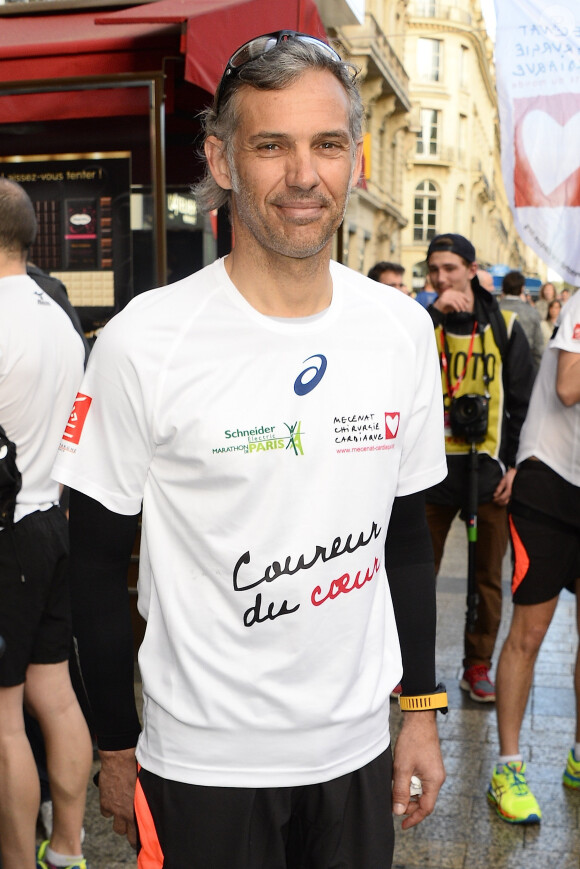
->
[[563, 748, 580, 789], [487, 761, 541, 824], [36, 840, 88, 869]]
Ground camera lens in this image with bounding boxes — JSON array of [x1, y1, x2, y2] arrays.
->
[[457, 398, 479, 420], [450, 394, 489, 443]]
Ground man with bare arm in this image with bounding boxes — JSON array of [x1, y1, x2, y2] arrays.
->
[[0, 179, 90, 869], [489, 290, 580, 824]]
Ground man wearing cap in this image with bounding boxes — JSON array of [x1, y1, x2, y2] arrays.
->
[[425, 234, 534, 702]]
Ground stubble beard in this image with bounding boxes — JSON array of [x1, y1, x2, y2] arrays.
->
[[229, 163, 351, 260]]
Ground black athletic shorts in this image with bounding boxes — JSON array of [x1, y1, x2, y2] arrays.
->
[[135, 748, 394, 869], [509, 460, 580, 606], [0, 506, 71, 686]]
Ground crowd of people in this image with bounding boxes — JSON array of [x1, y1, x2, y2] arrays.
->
[[369, 248, 579, 826], [0, 28, 578, 869], [369, 264, 573, 351]]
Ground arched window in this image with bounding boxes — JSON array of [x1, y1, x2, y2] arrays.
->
[[413, 180, 439, 242]]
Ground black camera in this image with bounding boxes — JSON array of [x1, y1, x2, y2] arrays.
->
[[449, 394, 489, 443]]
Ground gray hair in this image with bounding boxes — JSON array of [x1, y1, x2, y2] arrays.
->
[[192, 38, 363, 213], [0, 178, 37, 256]]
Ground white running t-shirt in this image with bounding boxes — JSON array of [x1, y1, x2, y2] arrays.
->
[[0, 274, 84, 523], [54, 258, 446, 787], [517, 290, 580, 485]]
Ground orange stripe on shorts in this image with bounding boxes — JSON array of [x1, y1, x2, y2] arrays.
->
[[135, 770, 164, 869], [509, 514, 530, 596]]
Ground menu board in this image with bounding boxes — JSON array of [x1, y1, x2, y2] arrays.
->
[[0, 152, 131, 313]]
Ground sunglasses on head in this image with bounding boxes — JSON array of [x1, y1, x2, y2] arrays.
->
[[215, 31, 342, 112]]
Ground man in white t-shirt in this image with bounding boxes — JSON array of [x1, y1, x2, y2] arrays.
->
[[488, 290, 580, 825], [0, 179, 90, 869], [54, 33, 448, 868]]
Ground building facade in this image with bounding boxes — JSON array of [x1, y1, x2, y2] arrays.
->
[[2, 0, 546, 293], [401, 0, 544, 289], [330, 0, 415, 275], [325, 0, 545, 286]]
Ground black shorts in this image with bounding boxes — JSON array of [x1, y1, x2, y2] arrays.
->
[[509, 460, 580, 605], [135, 748, 394, 869], [0, 506, 71, 686]]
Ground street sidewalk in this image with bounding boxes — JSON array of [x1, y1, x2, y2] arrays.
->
[[391, 518, 580, 869], [77, 517, 580, 868]]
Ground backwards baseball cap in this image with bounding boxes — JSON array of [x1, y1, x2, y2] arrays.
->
[[426, 233, 476, 263]]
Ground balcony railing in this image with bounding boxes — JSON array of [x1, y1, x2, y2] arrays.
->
[[415, 145, 455, 164], [340, 13, 411, 111]]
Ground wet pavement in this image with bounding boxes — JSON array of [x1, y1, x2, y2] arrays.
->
[[392, 518, 580, 869], [54, 518, 580, 868]]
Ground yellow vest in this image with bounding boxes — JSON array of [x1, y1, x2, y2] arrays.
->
[[435, 310, 516, 460]]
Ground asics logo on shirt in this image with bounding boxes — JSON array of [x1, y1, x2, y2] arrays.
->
[[294, 354, 327, 396]]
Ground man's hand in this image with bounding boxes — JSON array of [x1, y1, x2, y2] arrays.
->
[[392, 711, 445, 830], [492, 467, 516, 506], [432, 290, 473, 314], [98, 747, 138, 848]]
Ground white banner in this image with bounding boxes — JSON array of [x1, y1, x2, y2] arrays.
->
[[494, 0, 580, 284]]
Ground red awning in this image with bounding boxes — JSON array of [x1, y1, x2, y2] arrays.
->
[[0, 12, 180, 82], [0, 0, 326, 124], [98, 0, 244, 23], [96, 0, 327, 95], [0, 11, 181, 122]]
